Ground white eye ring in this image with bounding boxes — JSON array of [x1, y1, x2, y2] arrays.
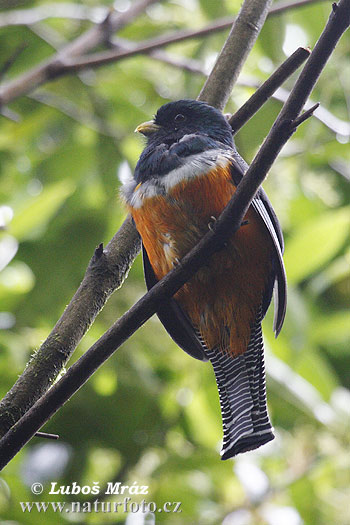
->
[[174, 113, 185, 123]]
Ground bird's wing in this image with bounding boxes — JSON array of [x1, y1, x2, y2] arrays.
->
[[252, 191, 287, 335], [229, 154, 287, 335], [142, 245, 207, 361]]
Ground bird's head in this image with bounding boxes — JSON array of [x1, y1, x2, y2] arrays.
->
[[135, 99, 233, 148]]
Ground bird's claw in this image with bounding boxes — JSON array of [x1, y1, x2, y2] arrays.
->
[[208, 216, 217, 231]]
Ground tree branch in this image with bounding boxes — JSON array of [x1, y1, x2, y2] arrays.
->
[[228, 47, 311, 133], [100, 39, 346, 138], [0, 0, 160, 106], [47, 0, 317, 82], [291, 102, 320, 127], [111, 36, 207, 75], [106, 39, 347, 137], [0, 216, 140, 437], [107, 37, 346, 137], [0, 0, 268, 438], [0, 0, 348, 470], [268, 85, 350, 137], [0, 0, 324, 29], [0, 0, 326, 106]]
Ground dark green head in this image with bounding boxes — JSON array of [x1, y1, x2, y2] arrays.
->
[[136, 99, 234, 148]]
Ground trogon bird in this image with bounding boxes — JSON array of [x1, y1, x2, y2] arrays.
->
[[121, 99, 287, 460]]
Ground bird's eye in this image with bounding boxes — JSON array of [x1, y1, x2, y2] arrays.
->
[[174, 113, 185, 123]]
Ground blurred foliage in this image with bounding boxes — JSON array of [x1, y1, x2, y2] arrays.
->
[[0, 1, 349, 524]]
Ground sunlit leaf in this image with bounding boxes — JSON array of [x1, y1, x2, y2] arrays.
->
[[309, 311, 350, 349], [0, 261, 35, 309], [92, 368, 118, 396], [9, 180, 75, 241], [284, 207, 350, 284]]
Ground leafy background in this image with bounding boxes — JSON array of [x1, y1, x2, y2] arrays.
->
[[0, 0, 349, 524]]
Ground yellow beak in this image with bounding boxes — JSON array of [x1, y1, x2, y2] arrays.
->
[[135, 120, 160, 136]]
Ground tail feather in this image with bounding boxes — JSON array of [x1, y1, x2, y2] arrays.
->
[[205, 308, 274, 459]]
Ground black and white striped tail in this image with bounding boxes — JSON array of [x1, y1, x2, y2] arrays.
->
[[205, 310, 274, 459]]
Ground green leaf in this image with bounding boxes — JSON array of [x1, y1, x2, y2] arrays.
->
[[296, 349, 338, 400], [309, 311, 350, 349], [0, 261, 35, 309], [199, 0, 227, 18], [284, 207, 350, 284], [9, 180, 75, 241], [259, 17, 285, 63], [308, 252, 350, 295]]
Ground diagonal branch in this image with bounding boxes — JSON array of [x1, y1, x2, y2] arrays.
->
[[0, 0, 160, 106], [0, 0, 324, 29], [107, 37, 346, 136], [271, 86, 350, 137], [0, 0, 348, 470], [104, 39, 346, 136], [228, 47, 311, 132], [0, 0, 326, 106], [46, 0, 317, 83], [0, 0, 270, 438], [0, 216, 140, 437]]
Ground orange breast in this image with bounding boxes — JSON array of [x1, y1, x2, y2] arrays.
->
[[128, 165, 273, 356]]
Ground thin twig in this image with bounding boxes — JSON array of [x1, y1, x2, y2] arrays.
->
[[268, 0, 328, 14], [110, 37, 346, 136], [239, 82, 350, 137], [111, 36, 207, 75], [109, 38, 347, 137], [229, 47, 311, 132], [50, 25, 236, 74], [272, 86, 350, 137], [0, 0, 160, 106], [35, 431, 59, 440], [0, 0, 348, 470], [291, 102, 320, 127]]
